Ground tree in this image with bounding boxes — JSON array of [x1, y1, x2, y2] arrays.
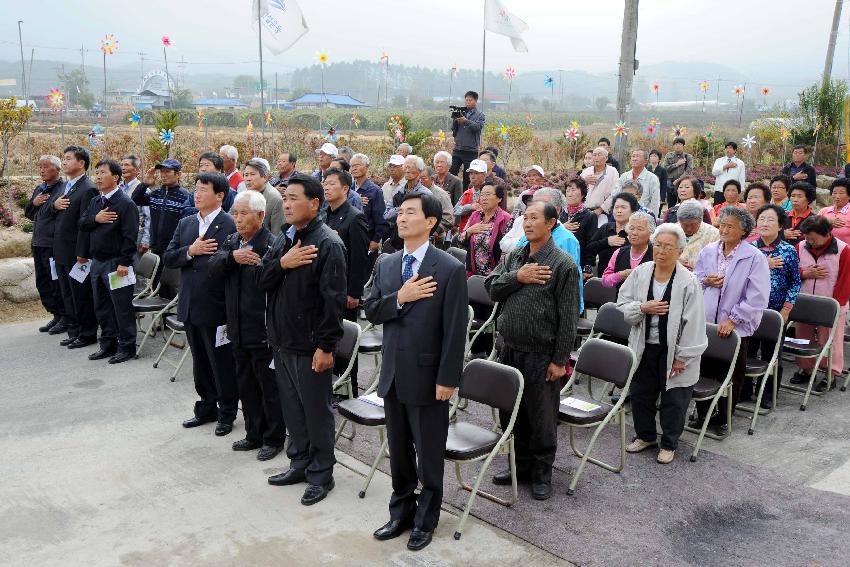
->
[[232, 75, 258, 95], [797, 79, 848, 143], [0, 97, 33, 176], [172, 87, 194, 109], [58, 69, 94, 109], [594, 96, 611, 112]]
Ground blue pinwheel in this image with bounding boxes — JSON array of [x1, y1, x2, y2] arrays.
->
[[543, 74, 554, 88], [159, 129, 174, 145]]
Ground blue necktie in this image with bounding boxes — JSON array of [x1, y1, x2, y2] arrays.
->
[[64, 181, 73, 195], [402, 254, 415, 283]]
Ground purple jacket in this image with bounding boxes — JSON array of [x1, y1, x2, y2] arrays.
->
[[694, 240, 770, 337]]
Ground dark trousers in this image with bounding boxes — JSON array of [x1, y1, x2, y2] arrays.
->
[[273, 350, 336, 486], [150, 248, 175, 299], [334, 308, 359, 396], [498, 346, 559, 483], [744, 338, 781, 399], [234, 346, 286, 447], [90, 258, 136, 352], [696, 336, 749, 423], [32, 246, 64, 317], [184, 322, 238, 424], [384, 382, 449, 532], [450, 149, 478, 190], [55, 261, 97, 340], [630, 343, 694, 450]]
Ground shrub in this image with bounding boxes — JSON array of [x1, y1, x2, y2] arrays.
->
[[0, 204, 14, 227], [13, 188, 29, 208], [21, 221, 33, 233]]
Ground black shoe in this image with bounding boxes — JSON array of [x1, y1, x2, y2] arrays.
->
[[60, 336, 78, 346], [714, 423, 729, 436], [88, 347, 117, 360], [39, 317, 60, 332], [814, 378, 834, 393], [268, 468, 307, 486], [232, 438, 262, 451], [373, 518, 414, 541], [760, 397, 773, 410], [406, 528, 433, 551], [182, 416, 214, 428], [789, 371, 810, 385], [532, 480, 552, 500], [257, 444, 284, 461], [215, 423, 233, 436], [67, 337, 97, 349], [48, 322, 69, 335], [492, 468, 530, 486], [108, 351, 135, 364], [301, 479, 334, 506]]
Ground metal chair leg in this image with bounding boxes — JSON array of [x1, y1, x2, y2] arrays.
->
[[453, 437, 516, 540], [359, 432, 388, 498], [152, 329, 177, 369], [170, 342, 191, 382]]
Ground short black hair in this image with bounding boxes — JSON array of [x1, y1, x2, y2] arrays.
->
[[329, 158, 350, 172], [95, 159, 122, 178], [400, 192, 442, 235], [725, 141, 738, 151], [464, 90, 479, 100], [756, 203, 788, 228], [281, 150, 297, 164], [597, 137, 611, 146], [673, 137, 686, 146], [611, 191, 640, 213], [63, 145, 90, 170], [478, 150, 496, 161], [567, 176, 588, 199], [745, 182, 771, 203], [770, 174, 792, 191], [790, 181, 816, 204], [287, 173, 324, 205], [649, 149, 662, 160], [325, 167, 353, 188], [199, 151, 224, 172], [485, 146, 499, 158], [793, 144, 807, 152], [722, 179, 742, 193], [831, 177, 850, 195], [799, 214, 832, 236], [196, 172, 230, 195]]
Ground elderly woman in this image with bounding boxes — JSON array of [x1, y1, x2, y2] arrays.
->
[[602, 211, 655, 289], [587, 192, 640, 277], [745, 204, 801, 408], [712, 179, 745, 220], [770, 175, 793, 212], [662, 176, 711, 224], [693, 207, 770, 434], [563, 177, 597, 266], [618, 223, 707, 464], [744, 182, 771, 242], [818, 178, 850, 246], [790, 215, 850, 392], [783, 181, 816, 247], [457, 183, 511, 277], [678, 200, 720, 270]]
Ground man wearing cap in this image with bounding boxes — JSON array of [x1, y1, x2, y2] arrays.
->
[[243, 157, 284, 235], [511, 165, 547, 222], [132, 159, 191, 295], [453, 158, 488, 232], [450, 90, 486, 190], [220, 145, 243, 191], [382, 155, 406, 205], [313, 143, 338, 183]]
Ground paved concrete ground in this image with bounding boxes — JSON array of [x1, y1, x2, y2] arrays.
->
[[0, 321, 567, 567]]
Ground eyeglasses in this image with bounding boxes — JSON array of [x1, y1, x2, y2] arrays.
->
[[654, 243, 679, 252]]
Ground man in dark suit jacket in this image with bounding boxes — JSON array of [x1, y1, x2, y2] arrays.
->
[[164, 172, 239, 437], [46, 146, 99, 349], [79, 160, 140, 364], [364, 192, 468, 552], [323, 168, 370, 398]]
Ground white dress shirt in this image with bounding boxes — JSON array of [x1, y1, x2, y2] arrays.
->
[[711, 156, 746, 195], [187, 207, 222, 259]]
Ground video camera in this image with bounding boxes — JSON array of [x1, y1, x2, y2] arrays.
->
[[449, 105, 467, 119]]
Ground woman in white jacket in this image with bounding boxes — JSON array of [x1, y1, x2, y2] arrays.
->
[[616, 223, 708, 464]]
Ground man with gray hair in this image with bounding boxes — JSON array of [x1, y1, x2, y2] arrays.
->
[[270, 151, 298, 188], [220, 145, 243, 190], [615, 149, 661, 215], [618, 179, 657, 220], [384, 156, 432, 249], [25, 155, 66, 333], [580, 146, 620, 219], [350, 153, 387, 256], [119, 154, 151, 253], [432, 151, 462, 205], [419, 166, 454, 242], [243, 157, 284, 235]]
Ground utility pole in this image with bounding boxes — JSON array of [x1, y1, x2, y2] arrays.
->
[[823, 0, 843, 87], [17, 21, 26, 101], [614, 0, 639, 171]]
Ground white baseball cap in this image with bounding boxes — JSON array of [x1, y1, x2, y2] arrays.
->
[[387, 154, 405, 166], [318, 142, 338, 157], [468, 159, 488, 173], [529, 165, 545, 177]]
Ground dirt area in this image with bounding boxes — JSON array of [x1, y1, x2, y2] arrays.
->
[[0, 299, 48, 324]]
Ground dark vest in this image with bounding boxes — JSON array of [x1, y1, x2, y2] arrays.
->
[[613, 244, 653, 287]]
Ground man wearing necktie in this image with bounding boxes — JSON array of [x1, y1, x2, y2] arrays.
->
[[364, 192, 468, 551]]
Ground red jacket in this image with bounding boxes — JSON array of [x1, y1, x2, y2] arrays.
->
[[227, 170, 243, 191]]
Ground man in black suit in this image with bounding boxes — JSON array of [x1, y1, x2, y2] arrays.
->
[[79, 160, 140, 364], [323, 168, 370, 398], [46, 146, 99, 349], [257, 174, 347, 507], [164, 173, 239, 437], [364, 193, 468, 551], [24, 155, 65, 334], [208, 190, 286, 461]]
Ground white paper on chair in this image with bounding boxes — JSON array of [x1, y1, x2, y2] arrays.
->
[[49, 258, 58, 281], [108, 267, 136, 290], [68, 260, 91, 283], [360, 392, 384, 407], [784, 337, 811, 345], [215, 325, 231, 348], [560, 397, 601, 412]]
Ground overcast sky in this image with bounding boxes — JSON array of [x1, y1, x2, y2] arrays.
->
[[1, 0, 848, 88]]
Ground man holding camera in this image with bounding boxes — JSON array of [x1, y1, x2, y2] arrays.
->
[[450, 90, 485, 190]]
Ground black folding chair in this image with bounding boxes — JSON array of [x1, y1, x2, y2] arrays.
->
[[133, 251, 160, 300], [332, 320, 362, 400], [334, 374, 387, 499], [736, 309, 784, 434], [467, 275, 498, 361], [446, 246, 467, 265], [134, 267, 181, 354], [152, 314, 189, 382], [575, 277, 617, 339]]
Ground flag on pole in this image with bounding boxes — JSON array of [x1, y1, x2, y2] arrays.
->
[[252, 0, 309, 55], [484, 0, 529, 52]]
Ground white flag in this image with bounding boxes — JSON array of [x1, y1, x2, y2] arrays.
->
[[252, 0, 309, 55], [484, 0, 529, 52]]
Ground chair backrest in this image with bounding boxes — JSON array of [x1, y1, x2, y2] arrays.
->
[[584, 277, 617, 310], [703, 324, 740, 364], [458, 359, 522, 412], [467, 275, 494, 307], [159, 267, 181, 290], [592, 302, 630, 343], [788, 293, 840, 328], [335, 320, 361, 360], [447, 246, 467, 265], [573, 337, 636, 388], [752, 309, 784, 343], [136, 252, 160, 279]]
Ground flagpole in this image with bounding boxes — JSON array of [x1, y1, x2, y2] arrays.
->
[[257, 6, 266, 155], [481, 6, 486, 112]]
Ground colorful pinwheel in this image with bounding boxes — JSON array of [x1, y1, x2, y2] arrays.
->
[[438, 129, 446, 145], [161, 35, 171, 47], [733, 85, 744, 96], [761, 87, 770, 97], [703, 131, 714, 143], [159, 129, 174, 145], [45, 88, 64, 111], [571, 120, 579, 130], [651, 82, 660, 94], [350, 114, 361, 128], [499, 123, 509, 141], [324, 126, 338, 143], [503, 66, 516, 81], [780, 127, 791, 141], [101, 34, 118, 55], [379, 51, 389, 66], [129, 112, 141, 128], [613, 121, 628, 137], [316, 51, 330, 66], [565, 127, 579, 141], [246, 119, 254, 133], [644, 124, 657, 137], [264, 111, 272, 127], [699, 81, 709, 93], [672, 125, 687, 137], [543, 75, 554, 88], [197, 110, 204, 130], [741, 134, 756, 149], [648, 117, 660, 128]]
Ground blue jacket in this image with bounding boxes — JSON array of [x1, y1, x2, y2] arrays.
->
[[131, 183, 192, 252], [354, 178, 388, 243], [518, 223, 584, 312]]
